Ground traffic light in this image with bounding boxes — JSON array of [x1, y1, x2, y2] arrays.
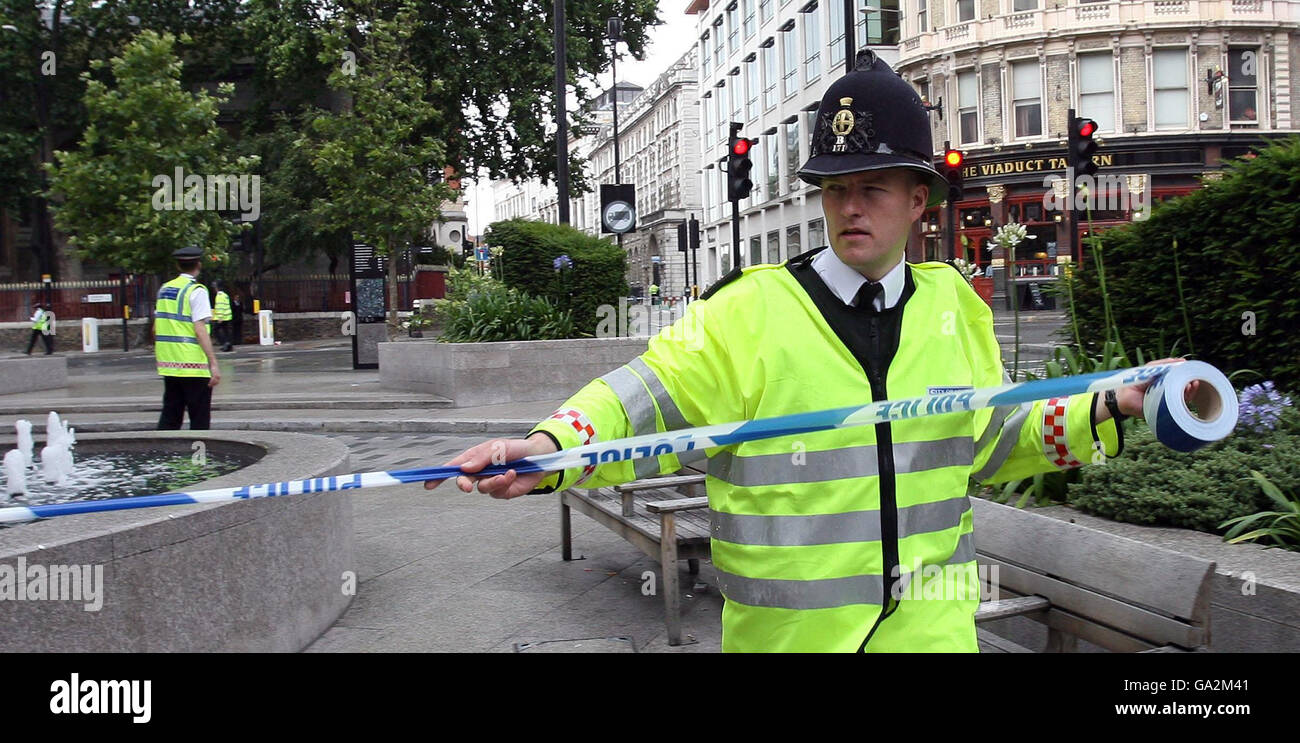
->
[[727, 123, 756, 202], [1069, 116, 1099, 178], [940, 146, 964, 202], [461, 239, 473, 258]]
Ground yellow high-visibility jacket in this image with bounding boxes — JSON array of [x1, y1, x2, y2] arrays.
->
[[529, 252, 1119, 652]]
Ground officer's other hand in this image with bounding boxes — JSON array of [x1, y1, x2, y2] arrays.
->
[[1117, 357, 1201, 420], [208, 364, 221, 388], [423, 433, 559, 499]]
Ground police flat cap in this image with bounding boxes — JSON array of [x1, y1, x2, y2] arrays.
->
[[172, 245, 204, 260]]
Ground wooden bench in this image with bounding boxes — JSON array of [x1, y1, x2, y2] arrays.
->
[[561, 478, 1216, 652], [971, 498, 1217, 652], [560, 472, 710, 646]]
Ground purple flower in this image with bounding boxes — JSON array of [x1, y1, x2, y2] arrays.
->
[[552, 254, 573, 272], [1238, 381, 1293, 434]]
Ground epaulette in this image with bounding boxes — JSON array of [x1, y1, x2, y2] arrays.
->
[[700, 265, 743, 300]]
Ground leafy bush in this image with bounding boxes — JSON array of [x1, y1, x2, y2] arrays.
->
[[435, 270, 575, 342], [1066, 396, 1300, 533], [485, 218, 628, 336], [1061, 135, 1300, 390], [1221, 471, 1300, 551]]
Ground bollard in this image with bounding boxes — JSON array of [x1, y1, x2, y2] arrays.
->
[[81, 316, 99, 353], [258, 309, 275, 345]]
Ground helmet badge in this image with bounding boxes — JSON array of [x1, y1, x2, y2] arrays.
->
[[824, 97, 874, 154]]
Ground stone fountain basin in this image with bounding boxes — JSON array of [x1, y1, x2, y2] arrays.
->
[[0, 430, 353, 652]]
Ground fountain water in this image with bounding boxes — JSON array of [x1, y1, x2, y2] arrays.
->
[[2, 450, 25, 497], [15, 420, 34, 467]]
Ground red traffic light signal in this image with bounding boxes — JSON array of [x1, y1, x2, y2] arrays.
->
[[727, 124, 756, 201], [940, 146, 964, 201], [1069, 115, 1100, 178]]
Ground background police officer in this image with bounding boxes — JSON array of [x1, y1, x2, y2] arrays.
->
[[24, 302, 54, 355], [154, 245, 221, 430], [212, 280, 234, 352]]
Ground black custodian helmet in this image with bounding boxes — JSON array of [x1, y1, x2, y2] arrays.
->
[[798, 50, 948, 208]]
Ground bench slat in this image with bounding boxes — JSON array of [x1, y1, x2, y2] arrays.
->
[[977, 628, 1036, 653]]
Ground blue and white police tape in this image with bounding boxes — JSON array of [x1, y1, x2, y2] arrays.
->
[[0, 360, 1237, 525]]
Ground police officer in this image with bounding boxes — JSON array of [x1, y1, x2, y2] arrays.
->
[[24, 302, 54, 355], [155, 245, 221, 430], [424, 52, 1196, 652], [212, 280, 234, 352]]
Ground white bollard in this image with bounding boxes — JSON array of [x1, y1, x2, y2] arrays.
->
[[81, 316, 99, 353], [258, 310, 275, 346]]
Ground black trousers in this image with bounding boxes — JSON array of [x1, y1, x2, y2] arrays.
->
[[213, 321, 229, 348], [158, 376, 213, 430], [25, 329, 53, 354]]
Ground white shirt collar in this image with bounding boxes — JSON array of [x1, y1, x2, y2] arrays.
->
[[810, 248, 907, 311]]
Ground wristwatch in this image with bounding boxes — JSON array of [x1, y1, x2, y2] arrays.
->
[[1104, 388, 1130, 424]]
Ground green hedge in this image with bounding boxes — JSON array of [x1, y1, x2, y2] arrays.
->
[[1061, 135, 1300, 390], [485, 218, 628, 337], [1066, 399, 1300, 533]]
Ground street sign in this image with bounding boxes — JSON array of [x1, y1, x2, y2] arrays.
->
[[475, 246, 491, 262], [600, 184, 637, 234], [83, 294, 113, 303]]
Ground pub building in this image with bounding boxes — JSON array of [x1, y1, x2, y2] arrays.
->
[[893, 0, 1298, 311]]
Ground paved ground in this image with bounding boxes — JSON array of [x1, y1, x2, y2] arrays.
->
[[0, 305, 1067, 653]]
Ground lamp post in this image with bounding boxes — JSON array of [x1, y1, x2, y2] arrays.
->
[[553, 0, 570, 225], [607, 17, 624, 250]]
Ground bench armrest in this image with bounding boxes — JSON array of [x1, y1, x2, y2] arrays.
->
[[645, 497, 709, 514], [615, 474, 708, 493]]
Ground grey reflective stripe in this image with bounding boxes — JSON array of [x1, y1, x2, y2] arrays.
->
[[711, 496, 970, 546], [708, 436, 972, 487], [626, 356, 707, 465], [974, 404, 1017, 457], [599, 365, 659, 479], [155, 335, 199, 344], [715, 569, 885, 610], [971, 402, 1034, 481], [946, 530, 976, 565], [154, 311, 192, 322]]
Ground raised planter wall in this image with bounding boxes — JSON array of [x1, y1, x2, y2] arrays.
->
[[378, 337, 650, 408], [0, 430, 354, 652]]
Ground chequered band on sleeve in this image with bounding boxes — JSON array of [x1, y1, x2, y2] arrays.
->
[[1042, 396, 1084, 469], [549, 408, 599, 486]]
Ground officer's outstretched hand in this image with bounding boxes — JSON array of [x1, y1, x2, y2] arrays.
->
[[1116, 357, 1202, 421], [423, 433, 559, 499]]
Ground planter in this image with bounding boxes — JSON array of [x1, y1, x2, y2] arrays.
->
[[972, 276, 995, 307], [378, 336, 649, 408]]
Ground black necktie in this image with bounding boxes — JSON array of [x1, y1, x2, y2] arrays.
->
[[853, 280, 882, 311]]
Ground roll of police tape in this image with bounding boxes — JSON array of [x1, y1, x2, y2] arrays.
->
[[1141, 360, 1238, 452]]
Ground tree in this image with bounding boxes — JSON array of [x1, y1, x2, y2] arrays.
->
[[0, 0, 247, 279], [302, 0, 451, 327], [45, 30, 253, 275]]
